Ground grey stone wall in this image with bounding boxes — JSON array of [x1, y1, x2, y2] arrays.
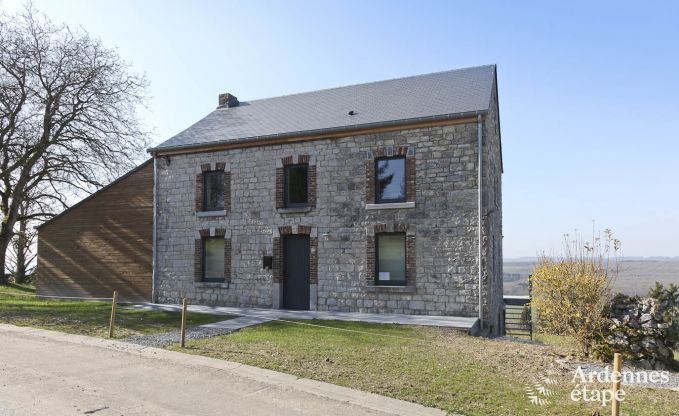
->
[[482, 81, 504, 335], [155, 121, 502, 318]]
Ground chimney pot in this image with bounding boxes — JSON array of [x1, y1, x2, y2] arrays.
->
[[218, 93, 239, 108]]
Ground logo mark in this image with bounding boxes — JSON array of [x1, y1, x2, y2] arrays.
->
[[525, 375, 557, 406]]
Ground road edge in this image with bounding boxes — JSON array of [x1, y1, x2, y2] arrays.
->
[[0, 324, 446, 416]]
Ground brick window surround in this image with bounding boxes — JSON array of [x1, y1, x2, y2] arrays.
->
[[195, 162, 231, 213], [272, 225, 318, 284], [275, 155, 317, 209], [366, 223, 415, 286], [194, 228, 232, 282], [365, 146, 415, 204]]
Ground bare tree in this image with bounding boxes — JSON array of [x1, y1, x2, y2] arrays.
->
[[6, 202, 37, 284], [0, 5, 149, 283]]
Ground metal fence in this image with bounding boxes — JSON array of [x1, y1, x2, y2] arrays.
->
[[503, 295, 532, 339]]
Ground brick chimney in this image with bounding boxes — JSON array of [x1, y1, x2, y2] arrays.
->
[[218, 93, 239, 108]]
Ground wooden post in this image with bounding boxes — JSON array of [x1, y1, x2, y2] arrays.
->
[[108, 290, 118, 339], [611, 352, 622, 416], [180, 298, 188, 348]]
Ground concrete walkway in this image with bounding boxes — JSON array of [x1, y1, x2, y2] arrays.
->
[[127, 303, 479, 332], [0, 324, 445, 416]]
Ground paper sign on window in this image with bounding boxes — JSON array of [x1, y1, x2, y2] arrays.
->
[[378, 272, 391, 280]]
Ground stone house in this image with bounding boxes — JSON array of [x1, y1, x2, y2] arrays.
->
[[36, 65, 503, 334], [150, 64, 503, 334]]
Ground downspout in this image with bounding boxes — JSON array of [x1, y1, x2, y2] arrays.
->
[[477, 115, 484, 330], [151, 154, 158, 303]]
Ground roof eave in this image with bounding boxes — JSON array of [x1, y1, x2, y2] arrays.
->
[[147, 110, 489, 156]]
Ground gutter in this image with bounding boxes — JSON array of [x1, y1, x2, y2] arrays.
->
[[147, 110, 488, 155], [151, 156, 158, 303], [477, 114, 484, 330]]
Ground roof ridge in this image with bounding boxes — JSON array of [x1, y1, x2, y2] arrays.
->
[[237, 64, 496, 105]]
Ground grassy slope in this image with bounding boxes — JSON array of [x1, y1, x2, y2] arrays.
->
[[0, 284, 227, 338], [2, 284, 675, 414], [170, 320, 679, 416]]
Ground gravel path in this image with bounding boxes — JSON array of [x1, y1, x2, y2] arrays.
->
[[121, 316, 268, 348], [121, 326, 238, 348]]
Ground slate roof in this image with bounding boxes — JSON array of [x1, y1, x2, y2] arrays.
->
[[151, 64, 497, 152]]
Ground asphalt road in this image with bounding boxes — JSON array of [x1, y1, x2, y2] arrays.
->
[[0, 325, 443, 416]]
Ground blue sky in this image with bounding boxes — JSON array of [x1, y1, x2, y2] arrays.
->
[[3, 0, 678, 258]]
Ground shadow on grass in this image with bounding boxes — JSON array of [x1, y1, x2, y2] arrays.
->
[[0, 292, 229, 338], [0, 283, 36, 294]]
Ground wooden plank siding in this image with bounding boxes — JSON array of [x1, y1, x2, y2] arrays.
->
[[36, 161, 153, 302]]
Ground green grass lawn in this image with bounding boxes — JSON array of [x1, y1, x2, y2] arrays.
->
[[169, 320, 679, 416], [3, 283, 676, 414], [0, 283, 227, 338]]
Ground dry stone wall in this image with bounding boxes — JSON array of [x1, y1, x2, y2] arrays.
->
[[607, 293, 676, 370]]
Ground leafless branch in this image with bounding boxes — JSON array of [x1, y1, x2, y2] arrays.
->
[[0, 4, 149, 279]]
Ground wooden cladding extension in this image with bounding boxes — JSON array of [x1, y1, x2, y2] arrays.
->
[[36, 161, 153, 302]]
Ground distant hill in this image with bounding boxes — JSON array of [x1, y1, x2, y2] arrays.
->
[[504, 256, 679, 263], [503, 258, 679, 296]]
